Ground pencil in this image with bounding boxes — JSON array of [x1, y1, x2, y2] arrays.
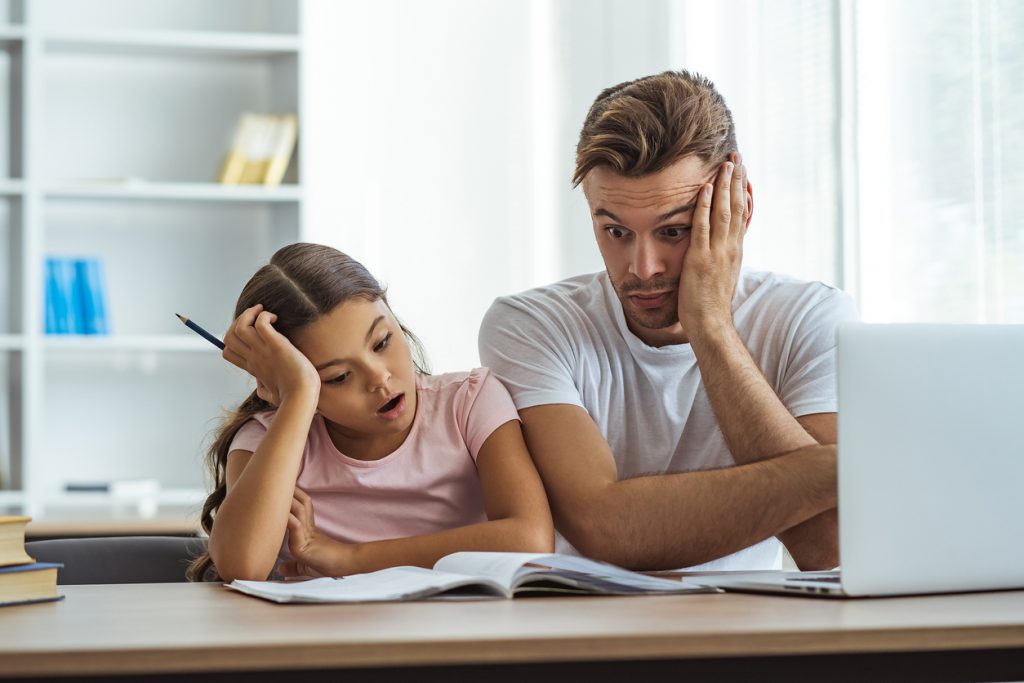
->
[[175, 313, 225, 350]]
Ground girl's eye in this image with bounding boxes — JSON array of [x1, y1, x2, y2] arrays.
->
[[373, 332, 393, 353], [325, 372, 350, 385]]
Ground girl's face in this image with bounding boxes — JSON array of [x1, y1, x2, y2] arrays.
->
[[291, 298, 417, 451]]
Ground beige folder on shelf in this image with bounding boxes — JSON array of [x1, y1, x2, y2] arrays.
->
[[218, 113, 298, 186]]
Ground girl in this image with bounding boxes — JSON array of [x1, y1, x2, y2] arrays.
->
[[188, 243, 553, 582]]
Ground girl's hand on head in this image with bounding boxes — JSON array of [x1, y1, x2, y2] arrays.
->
[[221, 304, 320, 407], [280, 487, 352, 578]]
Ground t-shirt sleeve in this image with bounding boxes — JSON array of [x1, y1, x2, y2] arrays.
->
[[457, 368, 523, 460], [779, 288, 861, 417], [477, 297, 584, 411], [227, 414, 270, 454]]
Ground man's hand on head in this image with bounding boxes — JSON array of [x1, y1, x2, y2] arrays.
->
[[678, 152, 749, 340]]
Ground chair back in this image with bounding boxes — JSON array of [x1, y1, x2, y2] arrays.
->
[[25, 536, 208, 585]]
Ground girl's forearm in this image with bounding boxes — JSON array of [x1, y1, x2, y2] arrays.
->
[[330, 515, 554, 576], [209, 394, 317, 581]]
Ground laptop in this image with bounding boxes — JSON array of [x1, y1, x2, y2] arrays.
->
[[694, 322, 1024, 598]]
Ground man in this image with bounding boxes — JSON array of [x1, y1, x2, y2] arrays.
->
[[478, 70, 858, 571]]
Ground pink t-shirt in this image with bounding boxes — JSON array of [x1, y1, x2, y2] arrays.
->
[[228, 368, 519, 554]]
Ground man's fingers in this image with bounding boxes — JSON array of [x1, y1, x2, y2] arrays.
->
[[294, 487, 311, 504], [692, 183, 714, 251], [730, 153, 746, 237], [711, 160, 734, 246]]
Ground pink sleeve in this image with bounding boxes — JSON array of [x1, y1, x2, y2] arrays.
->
[[458, 368, 522, 460], [227, 414, 271, 454]]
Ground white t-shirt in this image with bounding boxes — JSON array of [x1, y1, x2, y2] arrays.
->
[[478, 269, 859, 570]]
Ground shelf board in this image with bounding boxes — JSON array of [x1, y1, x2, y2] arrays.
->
[[45, 181, 302, 203], [0, 490, 24, 506], [43, 335, 220, 352], [43, 29, 300, 58], [0, 334, 25, 350], [0, 179, 25, 196], [0, 25, 26, 41]]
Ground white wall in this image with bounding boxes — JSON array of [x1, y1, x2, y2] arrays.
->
[[303, 0, 681, 372], [303, 0, 552, 372]]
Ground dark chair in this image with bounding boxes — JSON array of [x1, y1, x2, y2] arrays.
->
[[25, 536, 208, 585]]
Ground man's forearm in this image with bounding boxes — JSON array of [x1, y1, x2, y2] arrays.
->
[[689, 325, 838, 568], [565, 444, 836, 570], [689, 323, 816, 461]]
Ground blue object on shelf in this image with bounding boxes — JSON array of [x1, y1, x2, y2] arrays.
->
[[74, 257, 110, 335], [44, 256, 111, 335], [44, 257, 78, 335]]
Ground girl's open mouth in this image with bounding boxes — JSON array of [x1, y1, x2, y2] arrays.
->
[[376, 393, 406, 420]]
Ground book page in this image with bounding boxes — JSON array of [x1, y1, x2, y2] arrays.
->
[[522, 555, 697, 592], [228, 566, 507, 604], [433, 552, 550, 589]]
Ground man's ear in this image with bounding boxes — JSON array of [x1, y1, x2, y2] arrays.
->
[[744, 178, 754, 230]]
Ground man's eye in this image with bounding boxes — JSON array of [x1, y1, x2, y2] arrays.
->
[[605, 226, 628, 239], [373, 332, 392, 352], [663, 226, 691, 239], [325, 372, 350, 385]]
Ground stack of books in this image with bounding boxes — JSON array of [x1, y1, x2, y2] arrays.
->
[[217, 112, 298, 186], [0, 516, 62, 607], [44, 256, 110, 335]]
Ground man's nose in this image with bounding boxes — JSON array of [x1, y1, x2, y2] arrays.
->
[[629, 238, 666, 282]]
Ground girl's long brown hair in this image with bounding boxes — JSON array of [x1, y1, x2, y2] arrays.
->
[[187, 243, 426, 581]]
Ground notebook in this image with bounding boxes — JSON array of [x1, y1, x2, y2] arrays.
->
[[694, 323, 1024, 598]]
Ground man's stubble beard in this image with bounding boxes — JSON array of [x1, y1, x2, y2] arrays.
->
[[607, 272, 681, 331]]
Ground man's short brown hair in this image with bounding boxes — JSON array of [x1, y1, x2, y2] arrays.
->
[[573, 70, 737, 187]]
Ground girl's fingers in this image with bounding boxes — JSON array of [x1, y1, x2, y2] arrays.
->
[[290, 497, 305, 520], [253, 310, 278, 335], [221, 348, 247, 370], [293, 487, 311, 504]]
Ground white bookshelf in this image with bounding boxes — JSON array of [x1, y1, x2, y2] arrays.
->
[[0, 0, 305, 531], [46, 181, 303, 203]]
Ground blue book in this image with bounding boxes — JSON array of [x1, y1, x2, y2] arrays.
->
[[74, 257, 110, 335], [0, 562, 64, 607], [44, 257, 78, 335]]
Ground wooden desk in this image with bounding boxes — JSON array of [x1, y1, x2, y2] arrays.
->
[[2, 583, 1023, 682]]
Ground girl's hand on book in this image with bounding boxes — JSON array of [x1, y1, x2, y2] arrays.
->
[[222, 304, 320, 407], [280, 487, 352, 578]]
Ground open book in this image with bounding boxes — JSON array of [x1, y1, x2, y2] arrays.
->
[[227, 552, 717, 603]]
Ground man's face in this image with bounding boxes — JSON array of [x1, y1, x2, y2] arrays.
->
[[582, 156, 716, 344]]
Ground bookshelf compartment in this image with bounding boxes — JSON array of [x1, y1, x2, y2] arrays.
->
[[5, 0, 302, 531], [40, 350, 251, 498], [42, 52, 298, 184], [44, 200, 299, 337], [0, 349, 22, 493], [32, 0, 297, 35], [0, 195, 23, 335], [0, 32, 24, 180], [0, 1, 25, 27]]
